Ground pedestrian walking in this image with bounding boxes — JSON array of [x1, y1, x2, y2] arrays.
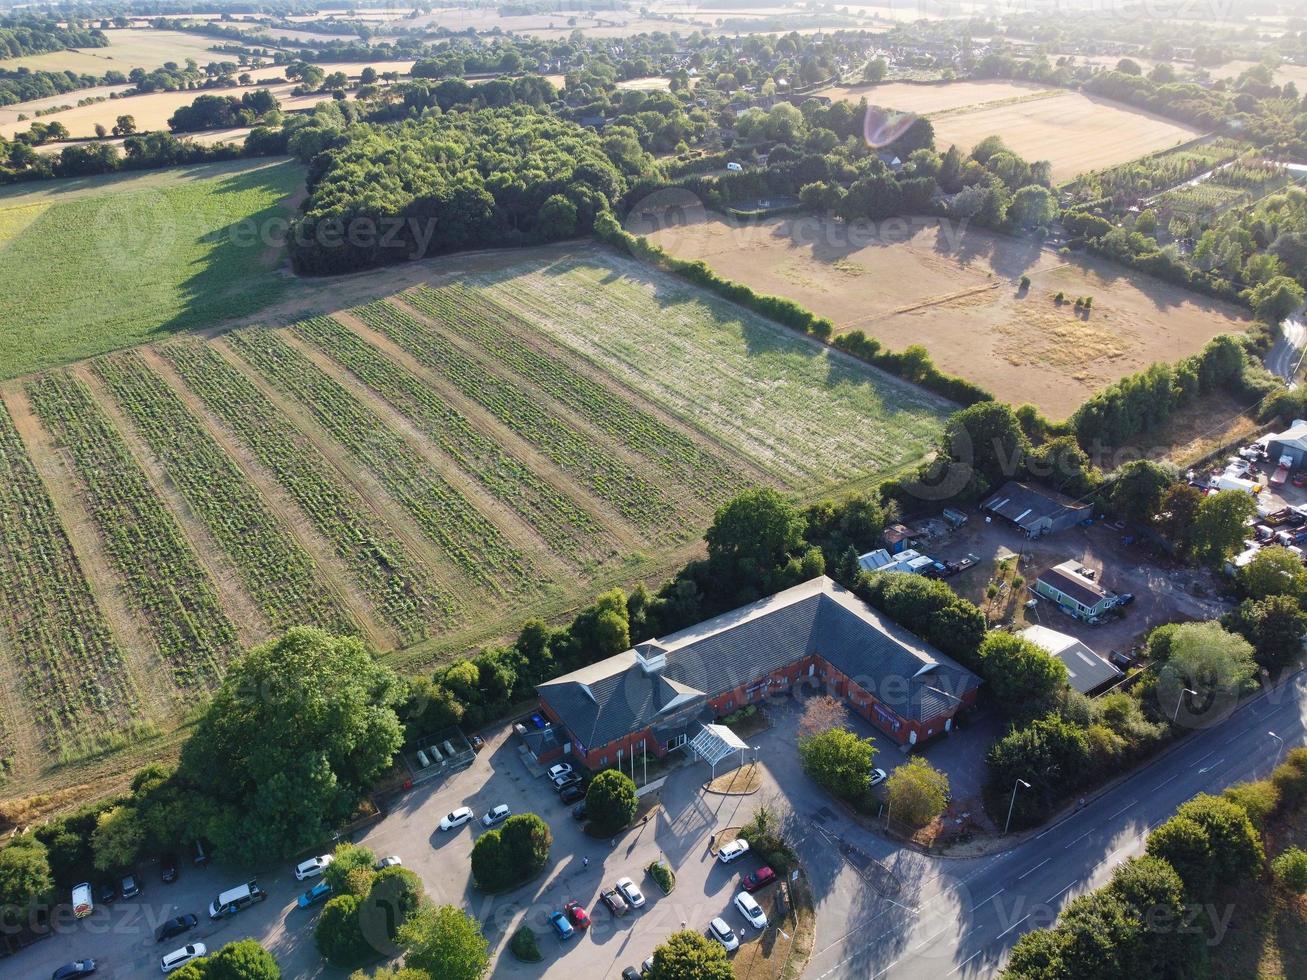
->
[[583, 856, 589, 868]]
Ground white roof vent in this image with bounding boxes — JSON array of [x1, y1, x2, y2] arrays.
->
[[634, 641, 668, 674]]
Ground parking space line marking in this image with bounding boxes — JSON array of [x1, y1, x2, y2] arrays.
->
[[1016, 858, 1050, 880], [973, 888, 1004, 910]]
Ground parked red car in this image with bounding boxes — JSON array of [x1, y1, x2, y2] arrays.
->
[[742, 867, 777, 893], [564, 900, 591, 930]]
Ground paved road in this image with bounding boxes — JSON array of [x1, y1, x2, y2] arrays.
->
[[799, 671, 1307, 980], [11, 673, 1305, 979], [1267, 307, 1306, 385]]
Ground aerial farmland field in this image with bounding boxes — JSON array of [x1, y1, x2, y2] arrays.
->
[[0, 28, 227, 75], [0, 158, 302, 379], [632, 212, 1250, 418], [812, 79, 1059, 116], [929, 91, 1207, 183], [0, 244, 950, 788]]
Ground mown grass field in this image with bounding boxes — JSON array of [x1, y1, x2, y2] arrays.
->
[[0, 158, 302, 380], [0, 245, 950, 793]]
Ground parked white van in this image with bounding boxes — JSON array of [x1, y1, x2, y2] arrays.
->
[[71, 882, 93, 919], [208, 881, 267, 919]]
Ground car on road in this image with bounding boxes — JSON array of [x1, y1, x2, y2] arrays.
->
[[439, 807, 474, 830], [547, 763, 574, 781], [735, 890, 768, 929], [717, 839, 750, 863], [559, 782, 586, 804], [709, 916, 740, 951], [564, 900, 591, 930], [298, 881, 332, 908], [154, 914, 198, 944], [1116, 593, 1136, 607], [742, 867, 776, 892], [159, 854, 178, 883], [120, 872, 141, 900], [161, 943, 206, 973], [294, 854, 334, 880], [869, 768, 888, 787], [375, 855, 402, 870], [615, 876, 645, 908], [601, 888, 629, 915], [52, 962, 96, 980], [553, 771, 583, 790], [481, 804, 511, 827], [549, 910, 575, 940]]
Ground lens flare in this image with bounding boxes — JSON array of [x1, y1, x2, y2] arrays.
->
[[864, 106, 918, 148]]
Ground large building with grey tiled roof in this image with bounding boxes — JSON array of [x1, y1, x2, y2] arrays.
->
[[531, 577, 981, 771]]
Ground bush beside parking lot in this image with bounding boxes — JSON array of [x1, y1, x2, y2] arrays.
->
[[509, 926, 542, 962], [647, 860, 675, 894]]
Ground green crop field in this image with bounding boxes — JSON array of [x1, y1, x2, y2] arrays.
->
[[470, 252, 954, 488], [0, 158, 302, 380], [0, 244, 952, 788]]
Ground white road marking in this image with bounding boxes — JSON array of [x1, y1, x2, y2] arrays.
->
[[995, 913, 1031, 940], [1046, 881, 1076, 902], [973, 888, 1004, 910], [1016, 858, 1050, 880]]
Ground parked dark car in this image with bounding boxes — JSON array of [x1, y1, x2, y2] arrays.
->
[[96, 881, 116, 905], [559, 782, 586, 805], [601, 888, 629, 916], [1116, 593, 1135, 607], [159, 854, 178, 883], [571, 801, 587, 821], [154, 914, 198, 944], [120, 873, 141, 900], [52, 962, 96, 980], [742, 866, 777, 892]]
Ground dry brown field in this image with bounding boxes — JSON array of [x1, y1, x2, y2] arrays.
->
[[813, 79, 1058, 115], [0, 29, 228, 74], [631, 211, 1251, 419], [929, 90, 1206, 182]]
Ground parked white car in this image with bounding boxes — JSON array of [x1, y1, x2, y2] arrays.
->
[[615, 876, 645, 908], [717, 839, 750, 864], [161, 943, 206, 973], [709, 916, 740, 951], [294, 855, 333, 881], [869, 768, 888, 788], [439, 807, 474, 831], [481, 804, 511, 827], [374, 855, 402, 870], [547, 763, 574, 781], [735, 890, 767, 929]]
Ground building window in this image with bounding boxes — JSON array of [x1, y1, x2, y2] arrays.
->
[[667, 734, 687, 751], [600, 756, 608, 767]]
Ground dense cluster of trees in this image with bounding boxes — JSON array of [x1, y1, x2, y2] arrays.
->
[[0, 15, 106, 60], [168, 87, 279, 132], [469, 813, 552, 891], [290, 106, 628, 273], [1004, 748, 1307, 978], [314, 843, 426, 967]]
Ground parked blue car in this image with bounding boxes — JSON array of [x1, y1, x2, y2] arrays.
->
[[549, 910, 575, 940], [297, 881, 332, 909]]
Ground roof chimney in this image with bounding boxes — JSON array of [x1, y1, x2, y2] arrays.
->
[[634, 641, 667, 674]]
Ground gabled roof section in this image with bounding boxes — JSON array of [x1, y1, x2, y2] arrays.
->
[[537, 577, 982, 749]]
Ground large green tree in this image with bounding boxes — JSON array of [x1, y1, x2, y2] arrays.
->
[[171, 939, 281, 979], [1146, 794, 1263, 902], [1239, 545, 1307, 600], [885, 757, 950, 829], [585, 770, 639, 835], [399, 904, 490, 980], [937, 402, 1029, 495], [179, 628, 404, 863], [0, 835, 52, 912], [1190, 489, 1257, 566], [646, 929, 735, 980], [1225, 593, 1307, 670], [979, 632, 1068, 720], [1109, 459, 1177, 525], [706, 487, 811, 600], [798, 727, 876, 802], [316, 894, 373, 968], [1156, 621, 1258, 727]]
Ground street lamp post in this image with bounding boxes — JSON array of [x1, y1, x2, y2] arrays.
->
[[1269, 730, 1286, 772], [1172, 688, 1199, 724], [1004, 778, 1031, 835]]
